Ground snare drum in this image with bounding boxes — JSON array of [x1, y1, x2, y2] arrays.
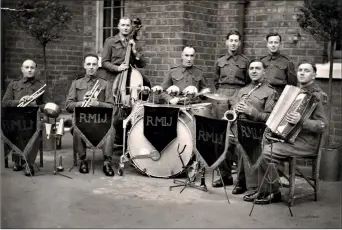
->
[[127, 104, 194, 178]]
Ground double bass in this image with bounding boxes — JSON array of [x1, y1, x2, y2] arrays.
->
[[112, 18, 151, 108]]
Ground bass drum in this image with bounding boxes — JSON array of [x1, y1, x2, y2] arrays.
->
[[127, 109, 194, 178]]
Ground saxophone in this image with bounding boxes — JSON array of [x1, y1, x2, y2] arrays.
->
[[223, 82, 262, 122]]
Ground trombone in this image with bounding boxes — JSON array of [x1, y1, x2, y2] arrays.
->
[[17, 84, 46, 107], [81, 80, 102, 107]]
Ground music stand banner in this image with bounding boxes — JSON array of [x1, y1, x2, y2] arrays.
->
[[73, 107, 114, 148], [194, 115, 229, 170], [143, 105, 179, 153], [1, 107, 41, 157], [236, 119, 266, 174]]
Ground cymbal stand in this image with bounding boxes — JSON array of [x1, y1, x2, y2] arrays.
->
[[249, 135, 292, 217], [169, 144, 208, 193], [36, 118, 72, 179]]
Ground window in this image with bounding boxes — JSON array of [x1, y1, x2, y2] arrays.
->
[[333, 40, 342, 59], [96, 0, 125, 55]]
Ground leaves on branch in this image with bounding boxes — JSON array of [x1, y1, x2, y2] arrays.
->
[[12, 0, 73, 46]]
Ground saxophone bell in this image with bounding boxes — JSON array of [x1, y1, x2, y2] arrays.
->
[[223, 110, 237, 122]]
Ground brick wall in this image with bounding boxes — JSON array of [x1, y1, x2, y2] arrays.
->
[[1, 0, 85, 106]]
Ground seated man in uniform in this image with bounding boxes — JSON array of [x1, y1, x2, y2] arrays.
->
[[212, 59, 277, 190], [2, 59, 50, 176], [243, 60, 327, 204], [161, 46, 210, 105], [65, 54, 115, 177]]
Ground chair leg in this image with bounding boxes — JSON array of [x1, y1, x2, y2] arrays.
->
[[288, 158, 296, 207], [313, 160, 319, 201]]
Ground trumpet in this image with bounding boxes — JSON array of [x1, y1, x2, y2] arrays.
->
[[223, 83, 262, 122], [18, 84, 46, 107], [81, 80, 102, 107]]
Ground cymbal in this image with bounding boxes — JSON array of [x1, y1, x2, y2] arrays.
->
[[203, 93, 229, 101]]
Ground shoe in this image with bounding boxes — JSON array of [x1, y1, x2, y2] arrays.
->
[[13, 163, 23, 171], [103, 161, 114, 177], [232, 179, 247, 194], [255, 191, 282, 205], [24, 164, 35, 177], [79, 160, 89, 174], [212, 175, 233, 187], [243, 191, 263, 202]]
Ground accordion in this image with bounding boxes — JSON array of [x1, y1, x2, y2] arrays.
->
[[266, 85, 319, 143]]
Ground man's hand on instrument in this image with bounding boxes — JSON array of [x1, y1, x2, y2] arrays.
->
[[88, 98, 99, 107], [118, 63, 129, 72], [183, 85, 198, 97], [235, 102, 252, 115], [286, 111, 301, 125], [19, 95, 31, 103], [129, 39, 137, 54], [169, 97, 180, 105]]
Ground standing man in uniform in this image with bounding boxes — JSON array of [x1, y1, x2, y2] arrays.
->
[[161, 46, 210, 105], [101, 16, 147, 146], [65, 54, 115, 177], [212, 30, 250, 186], [260, 32, 297, 96], [243, 61, 326, 204], [2, 59, 50, 176]]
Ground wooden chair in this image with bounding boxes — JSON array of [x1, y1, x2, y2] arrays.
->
[[285, 134, 325, 207]]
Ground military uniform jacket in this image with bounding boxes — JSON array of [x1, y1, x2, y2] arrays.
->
[[214, 53, 250, 89], [161, 65, 208, 102], [2, 77, 49, 108], [260, 52, 297, 89], [65, 75, 114, 113], [236, 81, 277, 122], [296, 83, 327, 149], [101, 34, 146, 78]]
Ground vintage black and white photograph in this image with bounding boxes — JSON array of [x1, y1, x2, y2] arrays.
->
[[1, 0, 341, 229]]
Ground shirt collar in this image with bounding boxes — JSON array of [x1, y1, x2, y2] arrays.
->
[[269, 51, 281, 60], [227, 51, 239, 61], [85, 74, 97, 82], [181, 65, 194, 74], [22, 76, 36, 83]]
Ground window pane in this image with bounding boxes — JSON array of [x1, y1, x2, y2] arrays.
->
[[336, 41, 341, 51], [112, 28, 119, 37], [113, 0, 122, 7], [103, 9, 112, 28], [113, 7, 121, 26], [104, 0, 112, 7], [103, 29, 112, 43]]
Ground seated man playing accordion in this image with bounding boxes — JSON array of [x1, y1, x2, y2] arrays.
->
[[65, 54, 115, 177], [2, 59, 50, 176], [243, 60, 327, 204], [213, 59, 278, 190]]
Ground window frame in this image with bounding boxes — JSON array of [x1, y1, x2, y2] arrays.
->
[[96, 0, 125, 56]]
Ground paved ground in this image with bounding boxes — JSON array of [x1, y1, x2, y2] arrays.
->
[[1, 133, 341, 229]]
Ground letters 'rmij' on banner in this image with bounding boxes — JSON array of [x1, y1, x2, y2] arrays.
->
[[73, 107, 114, 148], [236, 119, 267, 174], [143, 105, 179, 153], [1, 107, 41, 157], [194, 115, 230, 170]]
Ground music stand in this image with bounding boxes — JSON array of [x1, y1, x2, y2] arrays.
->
[[249, 134, 293, 217], [69, 107, 115, 175], [170, 115, 230, 204], [1, 107, 43, 184], [36, 117, 73, 179]]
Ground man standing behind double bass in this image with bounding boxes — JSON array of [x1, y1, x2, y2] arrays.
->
[[101, 16, 147, 146]]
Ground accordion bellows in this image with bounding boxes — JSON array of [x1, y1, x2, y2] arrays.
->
[[266, 85, 319, 143]]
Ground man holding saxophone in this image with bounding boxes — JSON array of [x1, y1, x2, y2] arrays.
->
[[2, 59, 50, 176], [65, 54, 115, 176], [213, 59, 277, 192]]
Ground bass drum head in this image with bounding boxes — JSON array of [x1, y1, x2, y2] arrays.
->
[[127, 116, 193, 178]]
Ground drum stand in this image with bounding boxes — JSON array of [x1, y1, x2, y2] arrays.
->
[[249, 136, 293, 217], [36, 118, 73, 179], [169, 144, 208, 193]]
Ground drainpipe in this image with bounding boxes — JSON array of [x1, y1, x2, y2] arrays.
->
[[237, 0, 249, 53]]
